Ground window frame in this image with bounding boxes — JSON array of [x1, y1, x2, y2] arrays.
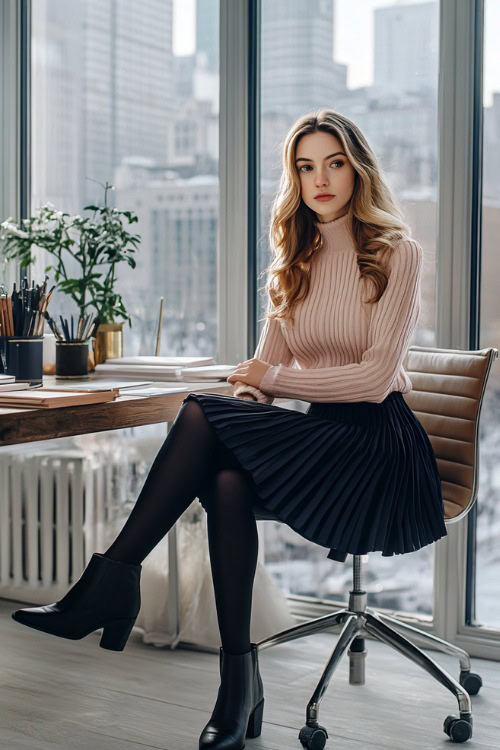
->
[[436, 0, 500, 660]]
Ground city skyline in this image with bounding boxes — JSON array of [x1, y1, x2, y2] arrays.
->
[[173, 0, 498, 106]]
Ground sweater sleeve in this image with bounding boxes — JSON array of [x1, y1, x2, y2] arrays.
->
[[258, 238, 423, 404], [232, 382, 268, 402], [232, 312, 295, 404]]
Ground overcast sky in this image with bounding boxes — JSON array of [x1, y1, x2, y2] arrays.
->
[[173, 0, 498, 107]]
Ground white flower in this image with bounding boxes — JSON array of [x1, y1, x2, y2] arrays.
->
[[0, 222, 29, 238]]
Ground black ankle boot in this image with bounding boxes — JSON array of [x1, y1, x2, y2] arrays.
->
[[199, 643, 264, 750], [11, 553, 141, 651]]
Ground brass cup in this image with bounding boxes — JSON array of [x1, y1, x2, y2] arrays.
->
[[92, 323, 124, 366]]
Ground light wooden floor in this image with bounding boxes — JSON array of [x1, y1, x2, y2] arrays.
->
[[0, 597, 498, 750]]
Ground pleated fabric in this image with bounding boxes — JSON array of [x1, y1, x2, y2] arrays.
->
[[182, 390, 448, 563]]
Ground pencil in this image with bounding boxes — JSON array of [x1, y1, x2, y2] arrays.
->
[[7, 297, 14, 336]]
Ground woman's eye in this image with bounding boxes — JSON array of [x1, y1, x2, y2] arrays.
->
[[299, 160, 343, 172]]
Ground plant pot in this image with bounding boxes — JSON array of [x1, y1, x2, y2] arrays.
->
[[91, 322, 124, 367]]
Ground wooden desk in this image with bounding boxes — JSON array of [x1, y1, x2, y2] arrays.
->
[[0, 376, 233, 446], [0, 375, 234, 646]]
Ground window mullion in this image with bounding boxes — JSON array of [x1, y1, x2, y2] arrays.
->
[[217, 0, 251, 366], [434, 0, 484, 650]]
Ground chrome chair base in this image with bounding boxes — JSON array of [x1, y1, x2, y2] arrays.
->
[[255, 555, 480, 745]]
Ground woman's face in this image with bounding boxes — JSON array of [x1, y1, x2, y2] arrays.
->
[[295, 130, 355, 223]]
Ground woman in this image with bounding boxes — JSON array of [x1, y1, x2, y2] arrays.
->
[[12, 109, 447, 750]]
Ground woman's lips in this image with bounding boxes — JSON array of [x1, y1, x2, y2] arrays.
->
[[315, 195, 335, 201]]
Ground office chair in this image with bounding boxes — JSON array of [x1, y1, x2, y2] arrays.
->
[[253, 345, 498, 747]]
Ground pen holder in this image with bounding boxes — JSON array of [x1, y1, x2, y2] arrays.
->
[[0, 336, 44, 385], [55, 340, 90, 379]]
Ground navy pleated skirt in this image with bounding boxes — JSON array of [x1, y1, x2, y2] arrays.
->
[[182, 390, 448, 563]]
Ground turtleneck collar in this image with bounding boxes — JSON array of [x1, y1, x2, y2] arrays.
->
[[315, 211, 352, 247]]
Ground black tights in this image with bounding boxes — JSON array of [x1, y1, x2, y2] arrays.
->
[[103, 398, 259, 655]]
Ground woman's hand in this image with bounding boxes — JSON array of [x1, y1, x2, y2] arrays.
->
[[227, 358, 273, 389]]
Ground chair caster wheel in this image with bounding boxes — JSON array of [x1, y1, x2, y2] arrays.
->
[[459, 670, 482, 695], [443, 714, 473, 742], [298, 723, 328, 750]]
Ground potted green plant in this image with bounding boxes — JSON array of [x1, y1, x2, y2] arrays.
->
[[0, 180, 140, 366]]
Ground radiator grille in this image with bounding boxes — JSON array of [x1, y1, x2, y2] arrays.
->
[[0, 445, 126, 603]]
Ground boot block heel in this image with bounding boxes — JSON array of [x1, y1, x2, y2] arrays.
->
[[99, 617, 137, 651], [246, 697, 264, 738]]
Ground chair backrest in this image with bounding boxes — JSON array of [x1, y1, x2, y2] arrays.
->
[[403, 345, 498, 523]]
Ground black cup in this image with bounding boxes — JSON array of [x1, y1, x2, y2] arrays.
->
[[0, 336, 44, 385], [55, 341, 89, 378]]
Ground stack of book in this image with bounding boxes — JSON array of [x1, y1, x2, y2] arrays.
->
[[0, 387, 118, 409], [0, 374, 30, 392], [95, 356, 235, 382]]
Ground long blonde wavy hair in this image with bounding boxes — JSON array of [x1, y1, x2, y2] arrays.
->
[[261, 109, 412, 328]]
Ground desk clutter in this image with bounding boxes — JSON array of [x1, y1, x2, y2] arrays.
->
[[0, 275, 108, 382], [0, 280, 243, 399], [1, 348, 241, 399]]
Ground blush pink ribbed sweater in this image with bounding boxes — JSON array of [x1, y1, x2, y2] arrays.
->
[[233, 212, 423, 404]]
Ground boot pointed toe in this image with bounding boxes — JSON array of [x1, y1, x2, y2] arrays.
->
[[10, 553, 141, 650], [13, 603, 59, 622]]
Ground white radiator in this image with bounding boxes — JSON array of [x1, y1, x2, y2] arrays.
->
[[0, 443, 130, 604]]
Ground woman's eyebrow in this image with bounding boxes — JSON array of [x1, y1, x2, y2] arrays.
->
[[295, 151, 345, 163]]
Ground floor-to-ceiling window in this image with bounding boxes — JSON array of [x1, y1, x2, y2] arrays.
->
[[31, 0, 219, 358], [258, 0, 440, 616]]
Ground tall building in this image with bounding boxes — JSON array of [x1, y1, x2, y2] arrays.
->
[[114, 162, 219, 356], [261, 0, 347, 121], [374, 1, 438, 96], [31, 0, 85, 214], [83, 0, 174, 206], [174, 54, 196, 100]]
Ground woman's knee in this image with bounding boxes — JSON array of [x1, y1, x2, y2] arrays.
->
[[179, 396, 205, 423]]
